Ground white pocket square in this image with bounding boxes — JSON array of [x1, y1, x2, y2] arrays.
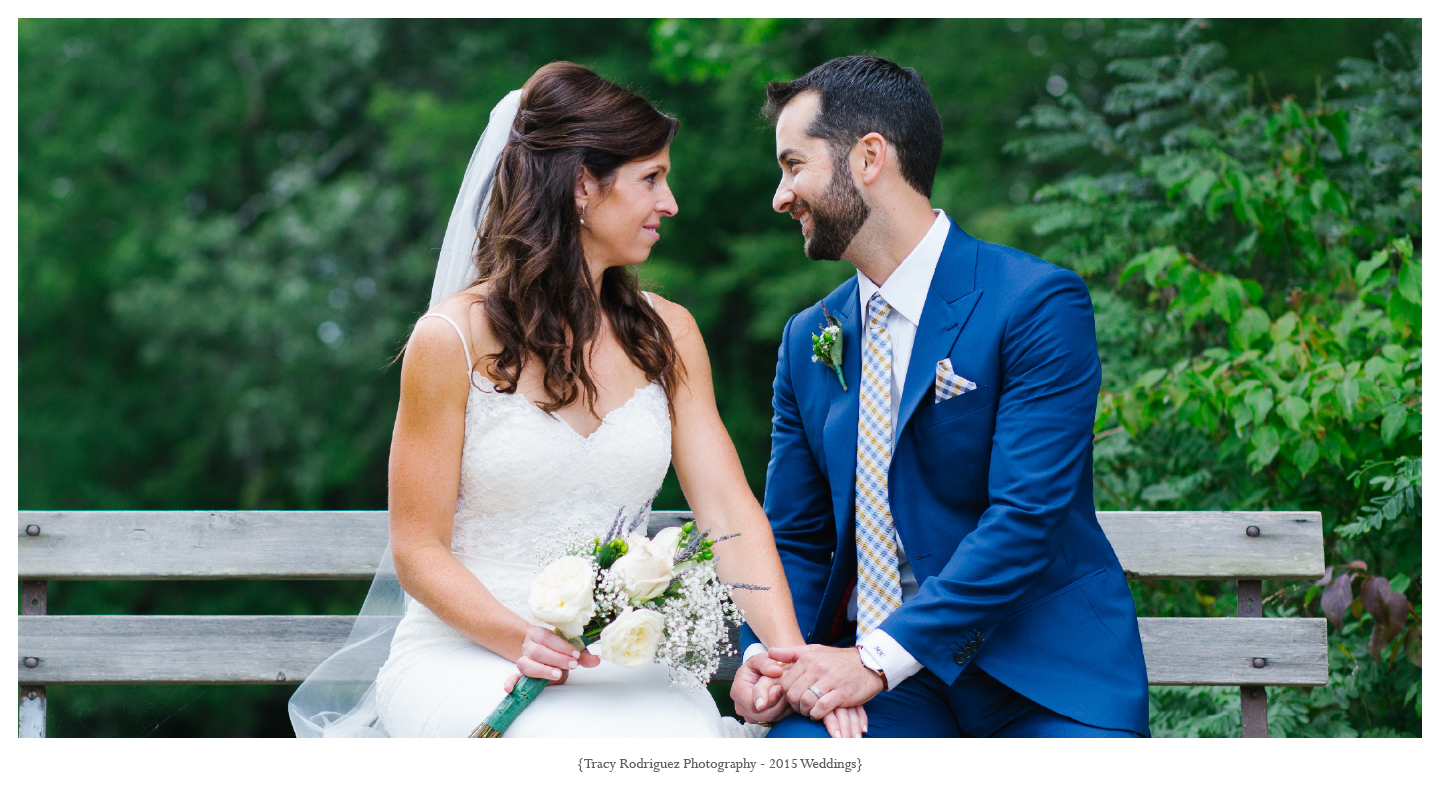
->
[[934, 358, 978, 404]]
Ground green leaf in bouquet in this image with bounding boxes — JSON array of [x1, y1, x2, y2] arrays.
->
[[596, 538, 629, 569]]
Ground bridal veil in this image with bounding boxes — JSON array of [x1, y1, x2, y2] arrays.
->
[[288, 89, 523, 737]]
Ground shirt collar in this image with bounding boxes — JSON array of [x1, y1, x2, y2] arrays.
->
[[856, 209, 949, 326]]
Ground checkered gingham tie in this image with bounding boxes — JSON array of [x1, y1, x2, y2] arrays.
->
[[855, 292, 904, 638]]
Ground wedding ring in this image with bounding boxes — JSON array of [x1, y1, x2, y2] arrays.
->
[[807, 684, 825, 699]]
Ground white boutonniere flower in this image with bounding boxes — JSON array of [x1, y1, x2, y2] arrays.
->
[[810, 299, 846, 391]]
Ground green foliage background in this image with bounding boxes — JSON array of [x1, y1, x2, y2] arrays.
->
[[19, 18, 1419, 737]]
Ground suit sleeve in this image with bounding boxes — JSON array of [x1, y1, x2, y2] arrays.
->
[[878, 268, 1102, 685], [740, 312, 837, 653]]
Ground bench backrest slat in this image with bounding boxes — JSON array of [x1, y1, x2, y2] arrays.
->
[[18, 510, 1324, 582], [17, 614, 1329, 687]]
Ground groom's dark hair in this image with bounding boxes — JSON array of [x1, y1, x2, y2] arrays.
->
[[764, 55, 943, 198]]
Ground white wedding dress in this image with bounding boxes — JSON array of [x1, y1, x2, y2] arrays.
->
[[372, 309, 753, 738]]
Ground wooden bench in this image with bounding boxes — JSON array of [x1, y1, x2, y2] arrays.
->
[[18, 509, 1327, 738]]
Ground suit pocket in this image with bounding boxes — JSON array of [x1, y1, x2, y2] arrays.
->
[[1005, 568, 1108, 619], [917, 384, 993, 429]]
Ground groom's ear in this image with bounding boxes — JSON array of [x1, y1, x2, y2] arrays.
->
[[855, 133, 889, 188]]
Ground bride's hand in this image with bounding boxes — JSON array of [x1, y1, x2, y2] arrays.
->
[[822, 704, 868, 738], [504, 625, 599, 691]]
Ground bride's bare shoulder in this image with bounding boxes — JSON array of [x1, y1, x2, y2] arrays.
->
[[415, 285, 499, 349], [404, 285, 500, 381], [643, 292, 711, 383], [644, 291, 700, 344]]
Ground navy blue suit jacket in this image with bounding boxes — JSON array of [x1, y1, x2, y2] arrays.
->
[[741, 220, 1150, 735]]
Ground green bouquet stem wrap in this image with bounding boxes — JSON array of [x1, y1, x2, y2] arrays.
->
[[469, 675, 551, 738]]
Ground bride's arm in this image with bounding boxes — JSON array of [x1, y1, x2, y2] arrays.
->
[[653, 296, 805, 651], [388, 317, 592, 681]]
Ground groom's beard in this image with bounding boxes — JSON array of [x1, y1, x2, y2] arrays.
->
[[799, 157, 871, 262]]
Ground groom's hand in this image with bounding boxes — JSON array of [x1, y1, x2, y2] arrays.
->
[[731, 652, 791, 725], [771, 645, 885, 721]]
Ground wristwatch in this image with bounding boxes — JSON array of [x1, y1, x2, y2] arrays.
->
[[856, 644, 889, 689]]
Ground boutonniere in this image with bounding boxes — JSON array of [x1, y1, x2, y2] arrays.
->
[[810, 299, 847, 391]]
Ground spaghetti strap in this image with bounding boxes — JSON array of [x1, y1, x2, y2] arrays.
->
[[418, 313, 474, 374], [641, 292, 667, 391]]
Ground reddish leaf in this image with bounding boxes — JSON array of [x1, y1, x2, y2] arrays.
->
[[1369, 623, 1389, 661], [1348, 560, 1369, 571], [1316, 566, 1334, 587], [1321, 572, 1355, 630], [1382, 590, 1412, 638], [1359, 576, 1390, 624], [1405, 623, 1421, 668], [1361, 577, 1414, 647]]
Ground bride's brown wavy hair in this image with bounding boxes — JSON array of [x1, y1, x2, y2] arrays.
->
[[467, 61, 685, 416]]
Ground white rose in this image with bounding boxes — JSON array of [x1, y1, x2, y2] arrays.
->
[[609, 531, 676, 601], [650, 526, 685, 563], [599, 607, 666, 668], [527, 556, 597, 638]]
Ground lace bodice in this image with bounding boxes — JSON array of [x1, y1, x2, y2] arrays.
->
[[453, 373, 671, 564], [398, 311, 671, 622]]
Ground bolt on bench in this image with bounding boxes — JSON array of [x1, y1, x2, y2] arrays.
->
[[18, 510, 1326, 737]]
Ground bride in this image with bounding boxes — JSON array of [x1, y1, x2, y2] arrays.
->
[[289, 62, 863, 738]]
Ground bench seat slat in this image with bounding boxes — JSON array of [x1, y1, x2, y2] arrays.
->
[[1138, 617, 1328, 686], [19, 615, 1328, 687], [19, 510, 1323, 581]]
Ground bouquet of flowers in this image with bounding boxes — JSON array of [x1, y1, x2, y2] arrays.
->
[[470, 507, 752, 737]]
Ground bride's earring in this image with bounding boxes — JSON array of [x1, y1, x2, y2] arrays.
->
[[579, 205, 586, 226]]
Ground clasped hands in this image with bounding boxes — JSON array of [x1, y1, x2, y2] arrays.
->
[[730, 645, 886, 738]]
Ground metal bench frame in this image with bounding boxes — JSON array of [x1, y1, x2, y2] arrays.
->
[[18, 509, 1327, 738]]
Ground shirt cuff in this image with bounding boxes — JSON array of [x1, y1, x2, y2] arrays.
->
[[742, 643, 768, 664], [857, 630, 922, 690]]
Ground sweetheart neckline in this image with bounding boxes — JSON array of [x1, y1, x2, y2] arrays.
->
[[468, 373, 662, 442]]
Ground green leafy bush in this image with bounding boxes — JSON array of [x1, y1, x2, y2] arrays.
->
[[1011, 20, 1421, 736]]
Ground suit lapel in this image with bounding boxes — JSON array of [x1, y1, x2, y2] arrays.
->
[[821, 278, 861, 522], [895, 221, 983, 436]]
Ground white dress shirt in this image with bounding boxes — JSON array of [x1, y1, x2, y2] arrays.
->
[[747, 210, 949, 691]]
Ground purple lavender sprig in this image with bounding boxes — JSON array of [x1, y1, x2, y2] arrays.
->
[[603, 508, 628, 545], [594, 507, 632, 569], [627, 489, 660, 536]]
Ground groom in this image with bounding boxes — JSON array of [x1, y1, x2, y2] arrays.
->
[[732, 56, 1151, 737]]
